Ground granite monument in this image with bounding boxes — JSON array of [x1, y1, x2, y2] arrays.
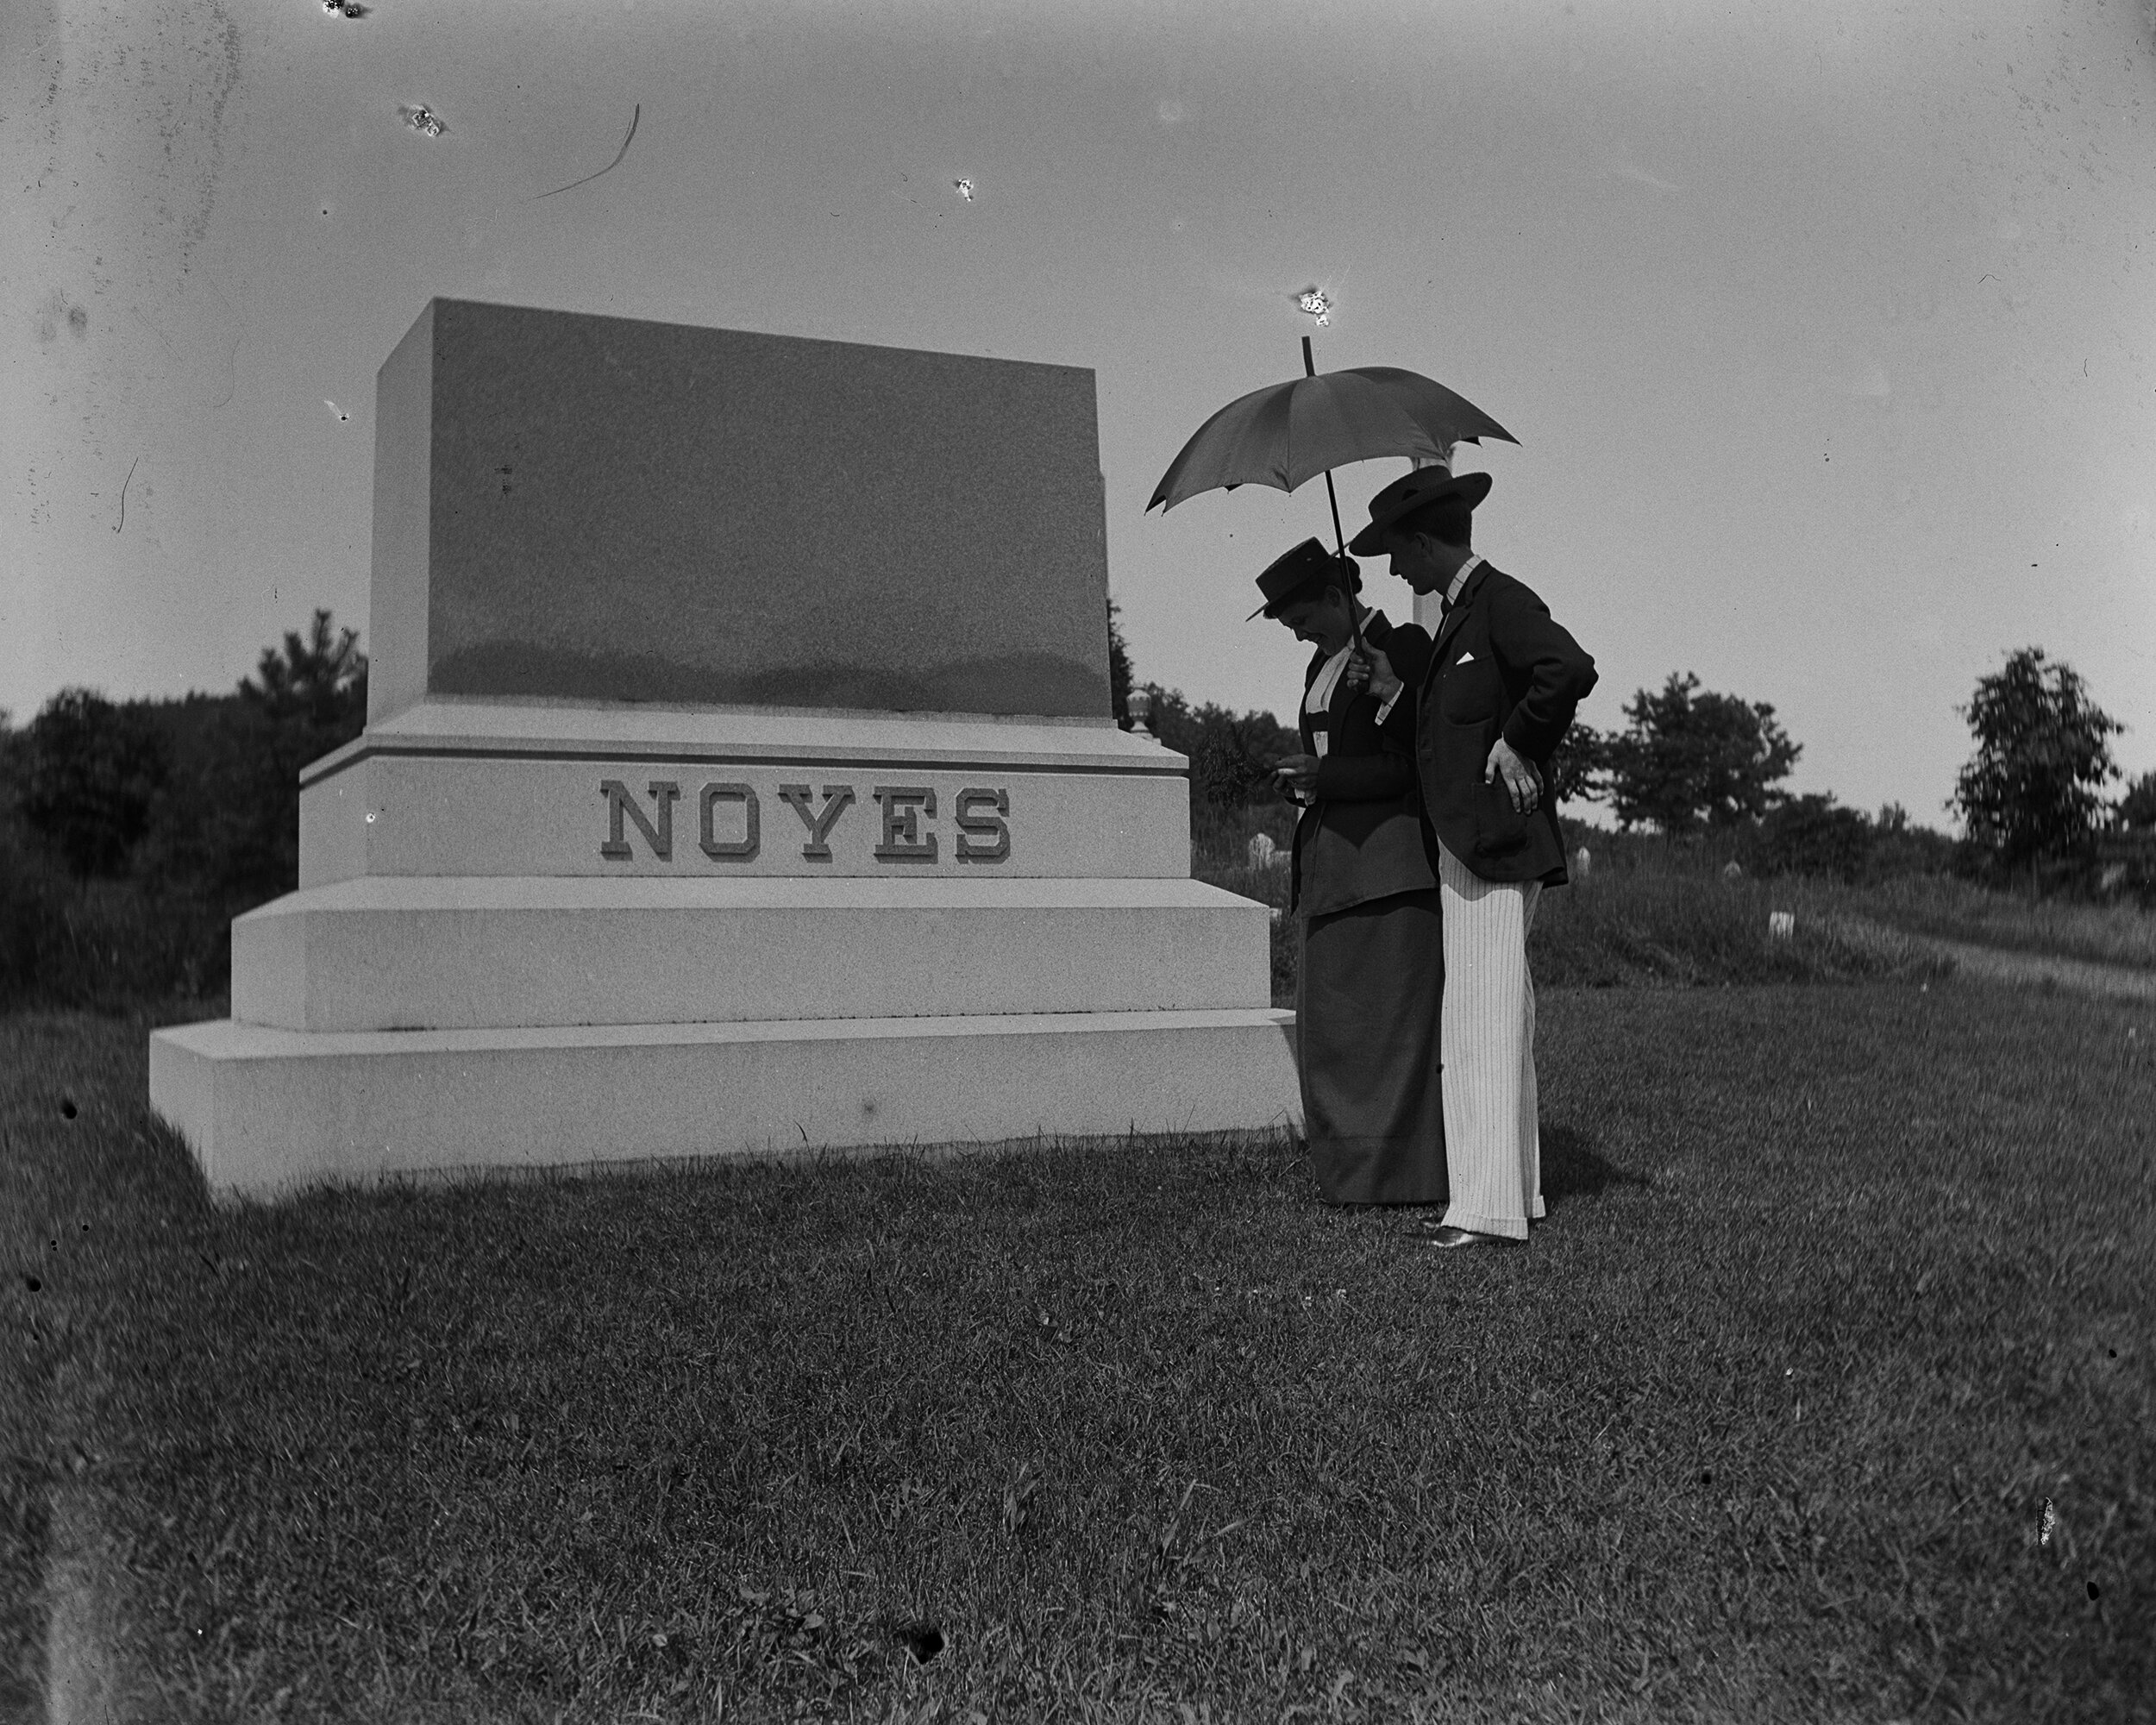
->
[[149, 298, 1300, 1200]]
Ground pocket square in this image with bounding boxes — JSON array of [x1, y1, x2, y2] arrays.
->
[[1455, 649, 1476, 664]]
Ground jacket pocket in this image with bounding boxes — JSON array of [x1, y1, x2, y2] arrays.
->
[[1471, 775, 1532, 858], [1439, 657, 1501, 724]]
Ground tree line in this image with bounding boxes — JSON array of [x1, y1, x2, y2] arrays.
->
[[0, 612, 368, 1005], [1108, 602, 2154, 894], [2, 605, 2149, 1008]]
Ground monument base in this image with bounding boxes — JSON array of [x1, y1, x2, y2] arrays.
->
[[150, 1007, 1303, 1204]]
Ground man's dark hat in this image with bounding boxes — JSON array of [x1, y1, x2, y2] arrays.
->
[[1246, 537, 1356, 621], [1346, 463, 1492, 556]]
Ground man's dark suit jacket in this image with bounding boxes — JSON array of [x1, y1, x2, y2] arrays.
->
[[1288, 609, 1441, 919], [1383, 562, 1597, 888]]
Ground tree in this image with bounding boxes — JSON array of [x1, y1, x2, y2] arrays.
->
[[241, 608, 368, 729], [1545, 721, 1608, 807], [1950, 647, 2122, 870], [17, 688, 171, 877], [136, 611, 373, 906], [1601, 672, 1800, 834], [1106, 596, 1134, 726], [2117, 769, 2156, 832]]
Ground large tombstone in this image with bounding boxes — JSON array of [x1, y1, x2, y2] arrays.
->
[[150, 299, 1300, 1201]]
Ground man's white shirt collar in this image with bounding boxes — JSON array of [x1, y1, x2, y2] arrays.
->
[[1373, 564, 1482, 724], [1443, 554, 1485, 611]]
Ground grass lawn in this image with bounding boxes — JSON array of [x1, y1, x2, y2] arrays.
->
[[6, 981, 2153, 1723]]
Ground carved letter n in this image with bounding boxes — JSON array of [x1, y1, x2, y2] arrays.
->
[[601, 779, 680, 860]]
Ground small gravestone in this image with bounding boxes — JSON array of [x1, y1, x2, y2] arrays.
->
[[1248, 832, 1279, 870], [1574, 845, 1591, 878], [149, 299, 1298, 1201], [1722, 860, 1744, 881], [1768, 910, 1796, 940]]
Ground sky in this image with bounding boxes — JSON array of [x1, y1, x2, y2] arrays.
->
[[5, 0, 2153, 830]]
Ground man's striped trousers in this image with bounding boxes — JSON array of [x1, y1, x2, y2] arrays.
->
[[1434, 839, 1545, 1240]]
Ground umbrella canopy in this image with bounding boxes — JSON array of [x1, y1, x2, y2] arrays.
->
[[1147, 366, 1518, 513]]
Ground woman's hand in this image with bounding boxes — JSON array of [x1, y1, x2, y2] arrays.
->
[[1361, 646, 1402, 703], [1274, 754, 1322, 799]]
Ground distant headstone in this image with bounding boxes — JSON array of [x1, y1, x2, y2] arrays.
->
[[1248, 832, 1279, 869], [1574, 845, 1591, 878], [2100, 862, 2128, 894], [1722, 860, 1745, 881], [1768, 910, 1796, 940]]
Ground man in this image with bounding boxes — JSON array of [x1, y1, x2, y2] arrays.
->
[[1353, 463, 1597, 1249]]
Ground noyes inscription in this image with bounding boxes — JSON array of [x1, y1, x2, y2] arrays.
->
[[599, 779, 1012, 864]]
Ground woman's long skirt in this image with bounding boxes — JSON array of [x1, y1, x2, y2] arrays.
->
[[1297, 887, 1447, 1206]]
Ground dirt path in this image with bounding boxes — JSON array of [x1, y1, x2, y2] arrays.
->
[[1918, 932, 2156, 1004]]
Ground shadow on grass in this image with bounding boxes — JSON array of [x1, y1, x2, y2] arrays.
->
[[1539, 1120, 1651, 1209]]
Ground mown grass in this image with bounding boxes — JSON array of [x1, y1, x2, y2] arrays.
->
[[8, 982, 2153, 1722]]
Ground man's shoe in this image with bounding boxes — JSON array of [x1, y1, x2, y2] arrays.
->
[[1426, 1226, 1523, 1250]]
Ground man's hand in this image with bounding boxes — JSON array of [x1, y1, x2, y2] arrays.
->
[[1273, 754, 1321, 799], [1485, 737, 1542, 815]]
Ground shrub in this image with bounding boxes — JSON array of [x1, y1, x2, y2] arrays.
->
[[1743, 794, 1875, 883], [0, 817, 232, 1011], [0, 826, 60, 1005], [133, 695, 336, 907], [2119, 768, 2156, 832], [16, 688, 170, 878], [0, 612, 367, 1013], [1139, 685, 1298, 813], [1861, 818, 1963, 882], [1565, 811, 1965, 889]]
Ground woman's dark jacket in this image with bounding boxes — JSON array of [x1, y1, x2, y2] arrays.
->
[[1288, 609, 1441, 919]]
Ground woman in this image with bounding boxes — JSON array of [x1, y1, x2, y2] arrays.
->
[[1250, 537, 1446, 1207]]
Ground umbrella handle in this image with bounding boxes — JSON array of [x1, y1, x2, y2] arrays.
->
[[1324, 468, 1363, 654], [1304, 334, 1363, 653]]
